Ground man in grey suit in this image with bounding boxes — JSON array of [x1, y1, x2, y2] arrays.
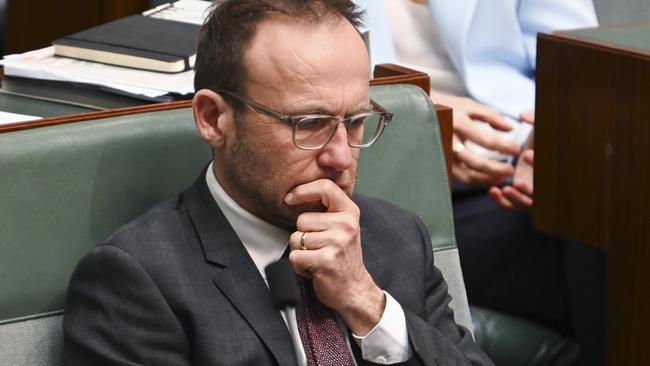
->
[[63, 1, 492, 365]]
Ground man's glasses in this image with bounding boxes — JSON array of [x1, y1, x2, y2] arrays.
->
[[218, 90, 393, 150]]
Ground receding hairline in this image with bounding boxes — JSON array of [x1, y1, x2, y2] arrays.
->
[[239, 13, 367, 91], [242, 10, 365, 57], [193, 0, 366, 94]]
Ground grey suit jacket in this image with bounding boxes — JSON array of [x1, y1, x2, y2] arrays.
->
[[63, 172, 492, 366]]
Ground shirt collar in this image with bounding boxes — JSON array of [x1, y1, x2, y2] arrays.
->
[[205, 162, 290, 281]]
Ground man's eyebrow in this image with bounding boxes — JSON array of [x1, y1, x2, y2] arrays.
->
[[347, 103, 375, 116], [355, 103, 375, 113], [285, 102, 373, 116]]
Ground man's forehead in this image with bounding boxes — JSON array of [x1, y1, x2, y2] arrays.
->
[[242, 15, 369, 87], [240, 15, 370, 114]]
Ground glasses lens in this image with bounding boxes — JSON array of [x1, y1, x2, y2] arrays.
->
[[294, 113, 386, 149], [348, 113, 383, 147], [294, 117, 339, 149]]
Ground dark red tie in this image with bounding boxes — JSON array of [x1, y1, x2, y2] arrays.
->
[[295, 277, 356, 366]]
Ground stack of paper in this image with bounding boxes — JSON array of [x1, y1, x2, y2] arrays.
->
[[1, 47, 195, 99], [146, 0, 212, 24]]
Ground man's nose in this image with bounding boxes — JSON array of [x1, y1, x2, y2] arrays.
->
[[317, 123, 354, 171]]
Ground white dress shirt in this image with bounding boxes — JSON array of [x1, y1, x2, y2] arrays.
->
[[205, 163, 411, 364]]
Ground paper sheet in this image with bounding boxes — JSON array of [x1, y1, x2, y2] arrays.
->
[[146, 0, 212, 25], [0, 111, 41, 125]]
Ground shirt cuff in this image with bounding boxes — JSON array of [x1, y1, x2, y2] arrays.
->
[[352, 291, 412, 364]]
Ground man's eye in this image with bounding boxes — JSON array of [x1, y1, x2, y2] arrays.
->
[[348, 116, 366, 128], [298, 117, 332, 130]]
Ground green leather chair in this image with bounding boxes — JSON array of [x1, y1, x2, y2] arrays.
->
[[0, 84, 476, 365], [358, 84, 474, 331], [0, 107, 211, 365]]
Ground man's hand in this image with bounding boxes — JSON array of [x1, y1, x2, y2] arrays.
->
[[431, 92, 520, 186], [285, 179, 385, 336]]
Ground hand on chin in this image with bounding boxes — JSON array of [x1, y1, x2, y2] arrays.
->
[[284, 178, 384, 335]]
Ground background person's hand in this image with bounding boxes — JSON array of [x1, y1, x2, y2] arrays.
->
[[519, 109, 535, 126], [489, 149, 534, 209], [431, 92, 520, 186], [489, 110, 536, 209]]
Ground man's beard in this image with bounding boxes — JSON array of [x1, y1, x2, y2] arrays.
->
[[226, 144, 356, 231], [224, 119, 357, 231], [227, 135, 297, 230]]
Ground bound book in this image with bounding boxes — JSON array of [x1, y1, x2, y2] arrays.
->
[[52, 14, 201, 73]]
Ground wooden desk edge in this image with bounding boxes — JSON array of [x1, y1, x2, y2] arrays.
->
[[0, 100, 193, 133]]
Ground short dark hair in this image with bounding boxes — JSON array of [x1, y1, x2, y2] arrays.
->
[[193, 0, 365, 95]]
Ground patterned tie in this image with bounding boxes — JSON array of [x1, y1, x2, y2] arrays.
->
[[295, 277, 356, 366]]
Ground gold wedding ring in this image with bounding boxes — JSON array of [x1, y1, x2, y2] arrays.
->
[[300, 232, 308, 250]]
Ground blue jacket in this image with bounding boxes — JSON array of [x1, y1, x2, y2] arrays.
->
[[356, 0, 598, 118]]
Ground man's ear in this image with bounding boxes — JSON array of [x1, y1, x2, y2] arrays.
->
[[192, 89, 234, 147]]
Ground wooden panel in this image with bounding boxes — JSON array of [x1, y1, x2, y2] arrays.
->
[[535, 31, 650, 249], [534, 35, 613, 248], [534, 30, 650, 365], [4, 0, 149, 54], [100, 0, 150, 21], [372, 63, 431, 94], [434, 104, 453, 186]]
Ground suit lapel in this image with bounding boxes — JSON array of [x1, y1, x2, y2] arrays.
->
[[183, 171, 297, 366], [212, 253, 297, 366]]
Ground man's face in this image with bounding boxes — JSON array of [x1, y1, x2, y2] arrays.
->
[[214, 16, 370, 230]]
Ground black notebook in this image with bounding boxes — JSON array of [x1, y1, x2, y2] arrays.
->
[[52, 14, 200, 73]]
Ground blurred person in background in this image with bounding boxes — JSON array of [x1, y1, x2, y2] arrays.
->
[[355, 1, 606, 365]]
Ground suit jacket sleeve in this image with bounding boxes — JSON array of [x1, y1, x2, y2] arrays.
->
[[63, 245, 190, 366], [402, 212, 493, 366]]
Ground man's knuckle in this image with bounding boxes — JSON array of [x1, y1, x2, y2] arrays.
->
[[296, 215, 308, 230], [331, 231, 347, 245], [341, 218, 358, 234], [323, 249, 338, 263]]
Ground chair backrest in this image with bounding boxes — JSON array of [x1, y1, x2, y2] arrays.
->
[[359, 84, 472, 332], [0, 84, 471, 365], [0, 108, 211, 365]]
